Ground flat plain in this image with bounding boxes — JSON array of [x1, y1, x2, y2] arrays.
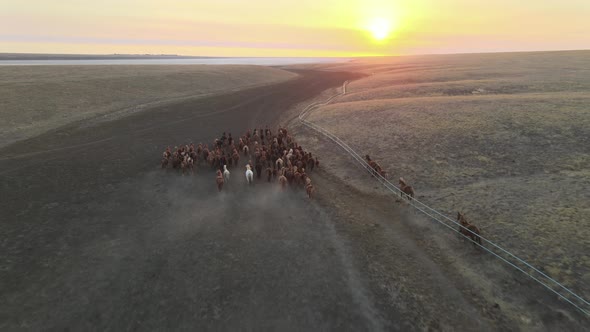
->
[[296, 50, 590, 316], [0, 65, 296, 148], [2, 53, 589, 330]]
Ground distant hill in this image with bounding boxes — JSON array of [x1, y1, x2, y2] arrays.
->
[[0, 53, 226, 61]]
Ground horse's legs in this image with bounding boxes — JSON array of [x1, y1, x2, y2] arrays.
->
[[472, 228, 482, 246]]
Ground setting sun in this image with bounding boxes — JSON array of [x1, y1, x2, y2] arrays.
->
[[367, 17, 393, 41]]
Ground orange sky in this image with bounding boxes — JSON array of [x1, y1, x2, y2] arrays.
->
[[1, 0, 589, 56]]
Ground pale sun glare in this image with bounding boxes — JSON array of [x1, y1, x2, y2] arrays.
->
[[367, 17, 393, 41]]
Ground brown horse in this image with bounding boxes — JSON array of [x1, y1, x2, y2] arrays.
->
[[278, 171, 288, 190], [182, 157, 194, 175], [305, 183, 314, 199], [398, 177, 415, 200], [181, 157, 189, 175], [457, 212, 482, 246], [161, 154, 169, 169], [366, 155, 387, 178], [294, 170, 302, 186], [172, 153, 181, 169], [232, 150, 240, 167], [374, 163, 387, 178], [216, 170, 224, 192]]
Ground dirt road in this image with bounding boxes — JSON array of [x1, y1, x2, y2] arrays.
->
[[0, 70, 398, 330]]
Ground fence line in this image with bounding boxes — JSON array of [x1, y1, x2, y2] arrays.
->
[[297, 80, 590, 317]]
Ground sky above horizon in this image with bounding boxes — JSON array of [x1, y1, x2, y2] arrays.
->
[[1, 0, 589, 57]]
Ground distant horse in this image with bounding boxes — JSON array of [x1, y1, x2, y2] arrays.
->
[[457, 212, 482, 246], [186, 157, 194, 175], [161, 153, 169, 169], [181, 157, 189, 176], [216, 170, 224, 192], [375, 165, 387, 179], [304, 177, 313, 198], [294, 170, 302, 186], [172, 154, 181, 169], [245, 164, 254, 185], [243, 145, 250, 157], [278, 170, 288, 190], [307, 158, 314, 172], [232, 150, 240, 167], [366, 155, 375, 174], [223, 165, 230, 183], [207, 153, 215, 169], [366, 154, 386, 178], [398, 177, 415, 200]]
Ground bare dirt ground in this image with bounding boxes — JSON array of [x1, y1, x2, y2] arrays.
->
[[289, 51, 590, 328], [2, 69, 408, 331], [0, 65, 296, 149]]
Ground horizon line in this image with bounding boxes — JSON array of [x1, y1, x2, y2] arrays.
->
[[1, 48, 589, 60]]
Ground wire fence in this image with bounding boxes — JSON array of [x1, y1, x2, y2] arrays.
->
[[298, 81, 590, 318]]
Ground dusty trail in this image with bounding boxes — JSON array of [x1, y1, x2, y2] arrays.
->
[[0, 70, 396, 330]]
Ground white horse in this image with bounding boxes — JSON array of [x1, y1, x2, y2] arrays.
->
[[245, 164, 254, 184], [223, 165, 230, 183]]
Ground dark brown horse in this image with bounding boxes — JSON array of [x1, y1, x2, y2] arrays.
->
[[216, 170, 224, 192], [294, 170, 302, 186], [398, 177, 415, 200], [278, 170, 288, 190], [457, 212, 482, 246], [172, 153, 181, 169], [303, 177, 314, 198], [232, 150, 240, 167]]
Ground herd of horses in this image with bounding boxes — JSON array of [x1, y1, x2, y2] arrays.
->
[[160, 126, 482, 247], [363, 155, 482, 247], [160, 126, 317, 198]]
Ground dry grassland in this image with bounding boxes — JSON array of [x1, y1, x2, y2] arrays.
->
[[305, 51, 590, 300], [0, 65, 296, 148]]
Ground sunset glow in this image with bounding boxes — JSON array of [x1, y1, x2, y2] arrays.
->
[[1, 0, 588, 56], [366, 18, 394, 41]]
